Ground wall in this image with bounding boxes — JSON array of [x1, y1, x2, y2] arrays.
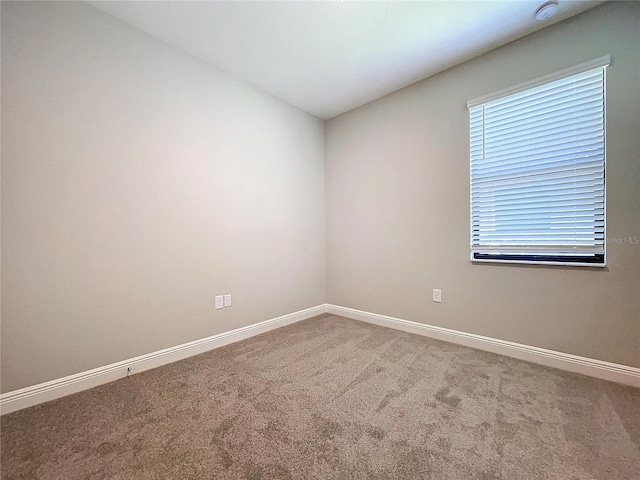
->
[[2, 2, 638, 396], [1, 1, 326, 392], [326, 2, 640, 367]]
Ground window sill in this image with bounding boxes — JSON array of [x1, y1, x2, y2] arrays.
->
[[471, 257, 606, 268]]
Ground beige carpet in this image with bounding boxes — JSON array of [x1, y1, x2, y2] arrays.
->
[[1, 314, 638, 479]]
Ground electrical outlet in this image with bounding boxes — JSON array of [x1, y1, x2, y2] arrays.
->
[[215, 295, 224, 310], [433, 289, 442, 303], [224, 294, 232, 307]]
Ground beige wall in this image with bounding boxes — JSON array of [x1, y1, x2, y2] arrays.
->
[[1, 2, 326, 392], [2, 2, 639, 395], [326, 2, 640, 367]]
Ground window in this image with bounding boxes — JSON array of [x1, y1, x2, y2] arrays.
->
[[468, 56, 609, 266]]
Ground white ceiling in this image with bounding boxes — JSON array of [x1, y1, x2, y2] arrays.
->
[[88, 1, 604, 120]]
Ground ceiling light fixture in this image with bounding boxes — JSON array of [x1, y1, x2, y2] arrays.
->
[[535, 1, 559, 21]]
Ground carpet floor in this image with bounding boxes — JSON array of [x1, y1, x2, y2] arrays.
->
[[1, 314, 639, 479]]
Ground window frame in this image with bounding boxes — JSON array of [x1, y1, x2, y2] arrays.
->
[[467, 56, 609, 267]]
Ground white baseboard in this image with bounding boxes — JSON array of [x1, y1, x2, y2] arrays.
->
[[327, 304, 640, 388], [3, 303, 637, 415], [0, 304, 328, 415]]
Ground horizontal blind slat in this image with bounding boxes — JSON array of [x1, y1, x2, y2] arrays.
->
[[472, 161, 604, 185], [481, 67, 604, 109], [484, 87, 603, 130], [486, 79, 602, 117], [481, 142, 604, 168], [483, 115, 603, 150]]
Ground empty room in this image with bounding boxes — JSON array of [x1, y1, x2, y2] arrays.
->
[[1, 0, 638, 478]]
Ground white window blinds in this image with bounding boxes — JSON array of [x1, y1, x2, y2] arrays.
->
[[468, 57, 608, 265]]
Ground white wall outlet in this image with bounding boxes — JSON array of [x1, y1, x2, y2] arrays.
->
[[224, 294, 232, 307], [215, 295, 224, 310], [433, 289, 442, 303]]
